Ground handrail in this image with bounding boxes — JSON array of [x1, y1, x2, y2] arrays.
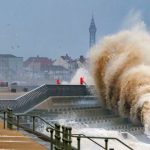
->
[[12, 114, 55, 129], [3, 110, 105, 149], [0, 109, 134, 150], [72, 134, 134, 150], [0, 110, 6, 129], [13, 113, 134, 150], [72, 134, 105, 149], [15, 84, 46, 100], [0, 85, 91, 113]]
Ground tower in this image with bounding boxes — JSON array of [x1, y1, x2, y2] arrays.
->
[[89, 16, 97, 48]]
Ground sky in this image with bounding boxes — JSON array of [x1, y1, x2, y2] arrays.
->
[[0, 0, 150, 60]]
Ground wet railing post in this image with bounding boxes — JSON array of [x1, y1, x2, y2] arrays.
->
[[3, 111, 6, 129], [10, 108, 13, 129], [17, 115, 20, 130], [105, 139, 108, 150], [32, 116, 35, 132], [50, 129, 54, 150], [54, 123, 61, 150], [7, 108, 9, 129], [66, 127, 69, 150], [46, 127, 54, 150], [62, 126, 67, 149], [7, 108, 13, 130], [77, 135, 81, 150], [67, 127, 72, 150], [62, 126, 72, 150]]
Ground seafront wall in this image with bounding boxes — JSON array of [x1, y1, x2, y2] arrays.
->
[[0, 85, 93, 113]]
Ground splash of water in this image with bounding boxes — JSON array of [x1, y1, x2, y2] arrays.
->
[[73, 128, 150, 150], [40, 119, 150, 150], [90, 30, 150, 134], [70, 67, 94, 85]]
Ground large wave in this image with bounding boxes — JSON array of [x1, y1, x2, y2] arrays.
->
[[90, 30, 150, 132]]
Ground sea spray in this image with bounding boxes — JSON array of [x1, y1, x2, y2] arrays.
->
[[70, 67, 94, 85], [90, 30, 150, 133], [61, 67, 93, 85], [41, 121, 150, 150]]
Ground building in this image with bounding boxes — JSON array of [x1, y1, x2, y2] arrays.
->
[[77, 55, 88, 68], [53, 54, 78, 72], [48, 65, 70, 82], [0, 54, 23, 81], [24, 55, 53, 73], [89, 16, 97, 48]]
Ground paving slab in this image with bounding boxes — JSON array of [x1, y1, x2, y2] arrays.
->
[[0, 122, 47, 150]]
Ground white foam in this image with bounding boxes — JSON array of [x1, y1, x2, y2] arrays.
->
[[70, 67, 94, 85], [137, 93, 150, 109]]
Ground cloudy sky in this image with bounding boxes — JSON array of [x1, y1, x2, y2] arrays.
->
[[0, 0, 149, 59]]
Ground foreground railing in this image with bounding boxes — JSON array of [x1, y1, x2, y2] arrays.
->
[[0, 108, 134, 150]]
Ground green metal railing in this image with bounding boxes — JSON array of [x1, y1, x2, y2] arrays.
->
[[0, 108, 134, 150], [0, 109, 6, 129]]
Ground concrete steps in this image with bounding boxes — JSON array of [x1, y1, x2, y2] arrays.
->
[[33, 104, 145, 134], [25, 96, 149, 148]]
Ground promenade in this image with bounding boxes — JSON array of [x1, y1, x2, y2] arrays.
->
[[0, 122, 47, 150], [0, 91, 25, 100]]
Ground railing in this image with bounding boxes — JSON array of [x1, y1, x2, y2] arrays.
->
[[0, 110, 6, 129], [0, 84, 91, 114], [0, 108, 134, 150], [71, 134, 134, 150]]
